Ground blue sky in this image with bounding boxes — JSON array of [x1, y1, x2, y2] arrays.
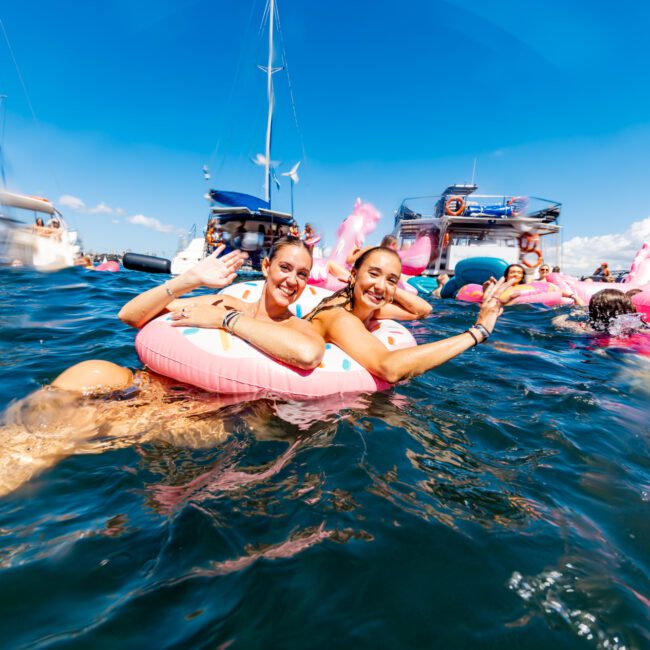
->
[[1, 0, 650, 273]]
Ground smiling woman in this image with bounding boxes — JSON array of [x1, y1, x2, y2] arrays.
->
[[306, 247, 513, 383]]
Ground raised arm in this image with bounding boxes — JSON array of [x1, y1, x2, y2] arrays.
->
[[318, 278, 512, 383], [169, 301, 325, 370], [118, 246, 246, 329]]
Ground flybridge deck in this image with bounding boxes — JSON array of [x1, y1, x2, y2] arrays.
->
[[393, 184, 562, 275]]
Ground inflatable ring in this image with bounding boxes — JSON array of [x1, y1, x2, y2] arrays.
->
[[521, 248, 542, 269], [445, 196, 465, 216], [507, 196, 527, 216], [518, 233, 539, 253], [135, 281, 417, 398]]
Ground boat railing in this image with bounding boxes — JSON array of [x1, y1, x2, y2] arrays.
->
[[396, 194, 562, 223]]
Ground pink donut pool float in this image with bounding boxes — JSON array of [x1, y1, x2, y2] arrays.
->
[[136, 281, 416, 398]]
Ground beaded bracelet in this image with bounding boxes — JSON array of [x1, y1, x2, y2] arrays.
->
[[472, 323, 491, 342], [466, 329, 479, 346], [223, 309, 243, 333]]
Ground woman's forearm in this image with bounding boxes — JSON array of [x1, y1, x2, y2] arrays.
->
[[377, 332, 477, 383], [232, 317, 324, 370], [118, 273, 200, 329]]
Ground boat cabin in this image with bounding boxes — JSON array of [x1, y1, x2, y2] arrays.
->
[[394, 184, 562, 276]]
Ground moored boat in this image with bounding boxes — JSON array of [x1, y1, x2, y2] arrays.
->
[[0, 191, 81, 269]]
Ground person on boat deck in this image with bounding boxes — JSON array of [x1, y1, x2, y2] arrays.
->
[[431, 273, 449, 298], [304, 246, 514, 384], [537, 264, 551, 281], [35, 217, 45, 227], [593, 262, 615, 282], [301, 223, 317, 253], [289, 220, 300, 238], [51, 238, 326, 394]]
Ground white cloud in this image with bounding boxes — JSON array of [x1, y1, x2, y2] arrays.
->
[[59, 194, 86, 211], [562, 216, 650, 276], [89, 202, 113, 214], [128, 213, 176, 233]]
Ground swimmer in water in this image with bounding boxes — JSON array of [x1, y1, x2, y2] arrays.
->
[[0, 238, 324, 496], [553, 288, 645, 335], [485, 263, 583, 306], [305, 246, 513, 383]]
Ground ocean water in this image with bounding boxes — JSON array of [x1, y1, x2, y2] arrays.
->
[[0, 267, 648, 649]]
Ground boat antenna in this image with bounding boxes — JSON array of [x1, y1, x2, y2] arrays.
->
[[471, 157, 478, 185], [257, 0, 283, 206]]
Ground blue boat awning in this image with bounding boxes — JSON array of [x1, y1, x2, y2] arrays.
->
[[208, 189, 270, 212]]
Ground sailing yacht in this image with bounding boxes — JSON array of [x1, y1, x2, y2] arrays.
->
[[171, 0, 298, 275]]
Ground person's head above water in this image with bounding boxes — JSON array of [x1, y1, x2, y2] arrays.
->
[[589, 289, 636, 332], [504, 264, 525, 285], [262, 236, 313, 307], [380, 235, 398, 250], [307, 246, 402, 321]]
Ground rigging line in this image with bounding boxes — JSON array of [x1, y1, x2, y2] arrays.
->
[[274, 1, 307, 167], [0, 18, 38, 123], [207, 0, 260, 172], [0, 95, 6, 188]]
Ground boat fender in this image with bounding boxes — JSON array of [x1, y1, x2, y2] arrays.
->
[[123, 252, 172, 274]]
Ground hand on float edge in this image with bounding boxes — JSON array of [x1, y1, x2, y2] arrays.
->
[[184, 246, 248, 289]]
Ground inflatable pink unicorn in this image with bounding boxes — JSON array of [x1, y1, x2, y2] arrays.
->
[[309, 199, 381, 291], [547, 242, 650, 306]]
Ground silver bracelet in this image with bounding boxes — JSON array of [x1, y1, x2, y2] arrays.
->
[[163, 282, 177, 299], [472, 323, 491, 342]]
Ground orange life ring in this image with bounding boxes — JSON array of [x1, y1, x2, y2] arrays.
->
[[507, 196, 527, 216], [445, 196, 465, 216], [518, 233, 539, 253], [521, 248, 542, 269]]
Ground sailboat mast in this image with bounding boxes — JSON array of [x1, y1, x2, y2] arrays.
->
[[263, 0, 275, 205]]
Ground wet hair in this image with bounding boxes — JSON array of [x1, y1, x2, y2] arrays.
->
[[306, 246, 402, 321], [588, 289, 636, 332], [504, 264, 525, 282], [267, 235, 312, 265], [552, 266, 560, 273], [380, 235, 398, 249], [625, 288, 642, 298]]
